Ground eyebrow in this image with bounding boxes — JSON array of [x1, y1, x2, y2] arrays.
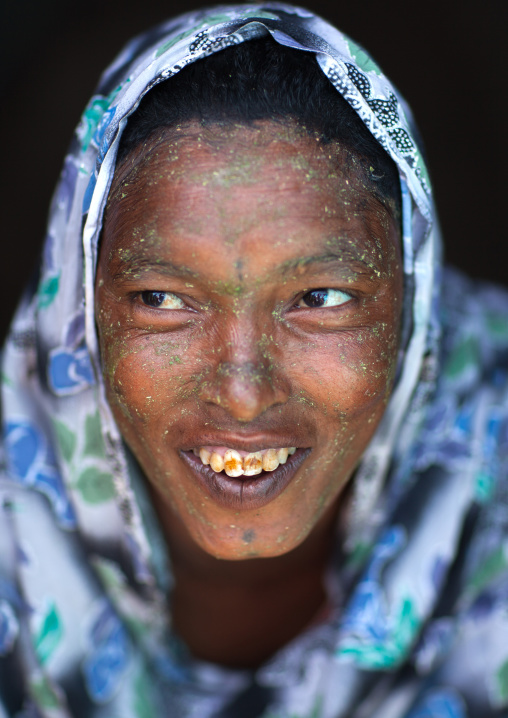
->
[[274, 250, 383, 278], [110, 247, 383, 285], [111, 254, 198, 283]]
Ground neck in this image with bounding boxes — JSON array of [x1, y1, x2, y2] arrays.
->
[[149, 486, 351, 668]]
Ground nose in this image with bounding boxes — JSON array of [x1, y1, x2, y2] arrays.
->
[[199, 341, 290, 423]]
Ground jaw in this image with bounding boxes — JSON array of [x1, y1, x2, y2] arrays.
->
[[179, 446, 310, 512], [140, 441, 355, 561]]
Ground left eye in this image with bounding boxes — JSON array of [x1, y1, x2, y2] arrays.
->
[[140, 291, 186, 309], [296, 288, 352, 309]]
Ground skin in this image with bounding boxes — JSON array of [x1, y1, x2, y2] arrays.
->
[[95, 120, 403, 666]]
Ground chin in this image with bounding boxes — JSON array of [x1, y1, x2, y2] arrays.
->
[[193, 528, 300, 561]]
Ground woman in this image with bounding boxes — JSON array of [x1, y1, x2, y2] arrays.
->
[[1, 4, 507, 717]]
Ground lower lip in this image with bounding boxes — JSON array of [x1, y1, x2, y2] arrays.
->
[[179, 448, 311, 511]]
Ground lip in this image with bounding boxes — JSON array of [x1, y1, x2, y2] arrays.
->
[[179, 447, 311, 511], [178, 431, 308, 455]]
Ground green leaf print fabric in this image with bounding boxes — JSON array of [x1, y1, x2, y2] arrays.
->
[[1, 4, 507, 717]]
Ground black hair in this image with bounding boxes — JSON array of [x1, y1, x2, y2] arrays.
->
[[117, 35, 401, 217]]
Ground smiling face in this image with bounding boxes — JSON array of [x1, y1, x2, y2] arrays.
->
[[95, 121, 403, 560]]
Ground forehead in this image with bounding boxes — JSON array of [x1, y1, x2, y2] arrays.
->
[[102, 121, 400, 275]]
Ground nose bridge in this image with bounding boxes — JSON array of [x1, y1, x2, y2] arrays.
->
[[200, 314, 288, 422], [225, 314, 267, 367], [218, 360, 268, 401]]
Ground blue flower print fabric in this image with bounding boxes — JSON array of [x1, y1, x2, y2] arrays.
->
[[1, 4, 507, 717]]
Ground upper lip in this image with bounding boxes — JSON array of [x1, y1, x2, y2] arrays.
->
[[179, 432, 312, 454]]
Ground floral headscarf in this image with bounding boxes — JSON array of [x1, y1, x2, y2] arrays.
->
[[1, 5, 507, 717]]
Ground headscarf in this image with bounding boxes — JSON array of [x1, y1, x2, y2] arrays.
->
[[1, 5, 507, 717]]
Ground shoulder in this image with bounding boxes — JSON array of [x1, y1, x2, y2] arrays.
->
[[439, 267, 508, 386], [394, 270, 508, 713], [433, 267, 508, 478]]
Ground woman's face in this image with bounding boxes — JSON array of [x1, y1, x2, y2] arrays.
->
[[95, 121, 403, 560]]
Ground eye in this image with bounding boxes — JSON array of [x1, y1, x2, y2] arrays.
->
[[296, 288, 352, 309], [140, 291, 186, 309]]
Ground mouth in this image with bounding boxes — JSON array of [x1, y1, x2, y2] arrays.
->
[[179, 445, 311, 511]]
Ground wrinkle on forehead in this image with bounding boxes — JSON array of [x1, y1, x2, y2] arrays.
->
[[102, 119, 401, 290], [110, 119, 365, 198]]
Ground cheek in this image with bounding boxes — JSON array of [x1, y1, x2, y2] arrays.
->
[[96, 316, 194, 430], [287, 322, 399, 420], [101, 336, 195, 428]]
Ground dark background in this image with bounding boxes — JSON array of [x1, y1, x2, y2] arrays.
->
[[1, 0, 506, 341]]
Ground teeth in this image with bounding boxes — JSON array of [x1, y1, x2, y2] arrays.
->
[[194, 446, 297, 476], [243, 452, 263, 476], [224, 449, 243, 478], [262, 449, 279, 472], [199, 447, 211, 465], [209, 452, 225, 473], [277, 448, 289, 464]]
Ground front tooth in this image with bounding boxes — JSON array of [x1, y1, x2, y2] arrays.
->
[[210, 452, 224, 473], [288, 447, 297, 455], [262, 449, 279, 472], [277, 448, 289, 464], [243, 452, 263, 476], [199, 447, 211, 465], [224, 449, 244, 477]]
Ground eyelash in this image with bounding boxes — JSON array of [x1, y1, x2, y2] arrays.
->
[[140, 290, 186, 310], [136, 287, 354, 313], [295, 288, 354, 309]]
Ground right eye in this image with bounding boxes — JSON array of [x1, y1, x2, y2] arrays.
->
[[140, 291, 186, 309], [296, 288, 352, 309]]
